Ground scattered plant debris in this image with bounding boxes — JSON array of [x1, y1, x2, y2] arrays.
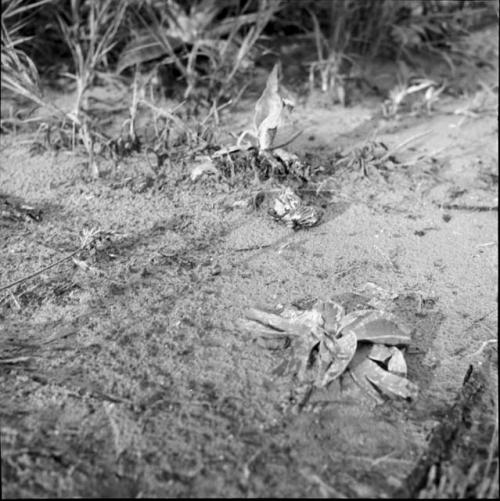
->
[[268, 186, 323, 230], [239, 298, 418, 410]]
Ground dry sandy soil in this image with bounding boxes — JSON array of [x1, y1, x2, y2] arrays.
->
[[1, 26, 498, 498]]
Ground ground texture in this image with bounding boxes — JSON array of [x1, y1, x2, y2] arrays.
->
[[1, 26, 498, 498]]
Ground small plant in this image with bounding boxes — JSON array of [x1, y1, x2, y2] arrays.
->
[[382, 61, 446, 117], [1, 0, 53, 109], [56, 0, 128, 176], [307, 7, 351, 106]]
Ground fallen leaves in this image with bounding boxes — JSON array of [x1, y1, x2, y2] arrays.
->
[[239, 298, 418, 408]]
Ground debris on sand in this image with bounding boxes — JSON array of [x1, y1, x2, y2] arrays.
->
[[268, 186, 323, 230], [239, 299, 418, 409], [190, 156, 218, 181]]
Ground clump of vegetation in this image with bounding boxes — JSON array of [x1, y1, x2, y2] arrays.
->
[[1, 0, 497, 174]]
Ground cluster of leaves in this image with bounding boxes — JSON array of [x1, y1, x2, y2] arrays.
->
[[1, 0, 281, 103], [1, 0, 497, 178], [273, 0, 497, 99], [4, 0, 495, 107], [240, 299, 418, 409], [275, 0, 497, 57], [118, 0, 280, 101], [1, 0, 284, 177]]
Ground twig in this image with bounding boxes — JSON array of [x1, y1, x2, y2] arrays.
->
[[0, 230, 100, 293], [270, 130, 304, 151], [440, 203, 498, 212], [0, 356, 34, 364], [469, 339, 498, 359], [378, 129, 433, 164], [233, 244, 271, 252], [213, 130, 304, 159]]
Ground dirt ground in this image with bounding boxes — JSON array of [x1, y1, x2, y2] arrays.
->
[[1, 26, 498, 498]]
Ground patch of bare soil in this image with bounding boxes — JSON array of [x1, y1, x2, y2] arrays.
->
[[1, 27, 498, 498]]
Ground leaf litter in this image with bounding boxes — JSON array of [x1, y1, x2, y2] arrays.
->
[[239, 298, 418, 410]]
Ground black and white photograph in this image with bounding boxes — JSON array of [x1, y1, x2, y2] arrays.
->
[[1, 0, 498, 497]]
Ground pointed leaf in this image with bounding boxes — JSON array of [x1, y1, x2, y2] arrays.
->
[[253, 64, 279, 130], [244, 308, 308, 336], [387, 347, 407, 376], [116, 31, 182, 74], [337, 309, 373, 333], [253, 64, 284, 150], [295, 338, 321, 383], [281, 307, 324, 336], [341, 310, 411, 345], [258, 127, 277, 151], [236, 317, 289, 338], [348, 364, 384, 404], [367, 344, 393, 363], [320, 330, 357, 387]]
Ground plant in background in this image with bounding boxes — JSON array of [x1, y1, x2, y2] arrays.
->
[[298, 0, 398, 106], [382, 60, 446, 117], [1, 0, 88, 144], [56, 0, 128, 176], [1, 0, 53, 110], [307, 7, 351, 106], [117, 0, 280, 106]]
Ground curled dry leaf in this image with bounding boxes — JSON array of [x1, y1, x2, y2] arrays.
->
[[365, 359, 418, 400], [240, 297, 418, 406], [349, 346, 417, 401]]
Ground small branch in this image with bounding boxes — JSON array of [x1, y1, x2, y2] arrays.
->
[[378, 130, 433, 164], [270, 130, 304, 151], [0, 230, 99, 293], [469, 339, 498, 358], [233, 244, 271, 252], [440, 203, 498, 212]]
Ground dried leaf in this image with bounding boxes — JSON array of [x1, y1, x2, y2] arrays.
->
[[364, 359, 418, 400], [281, 307, 324, 337], [271, 187, 301, 218], [387, 346, 407, 376], [244, 308, 307, 336], [320, 330, 357, 387], [190, 157, 218, 181], [294, 338, 321, 384], [349, 345, 417, 400], [348, 347, 385, 404], [272, 148, 300, 165], [341, 310, 411, 345], [337, 309, 374, 333], [253, 64, 284, 151], [237, 317, 290, 338], [367, 344, 393, 363]]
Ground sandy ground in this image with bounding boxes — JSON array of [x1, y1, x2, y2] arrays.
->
[[1, 26, 498, 498]]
